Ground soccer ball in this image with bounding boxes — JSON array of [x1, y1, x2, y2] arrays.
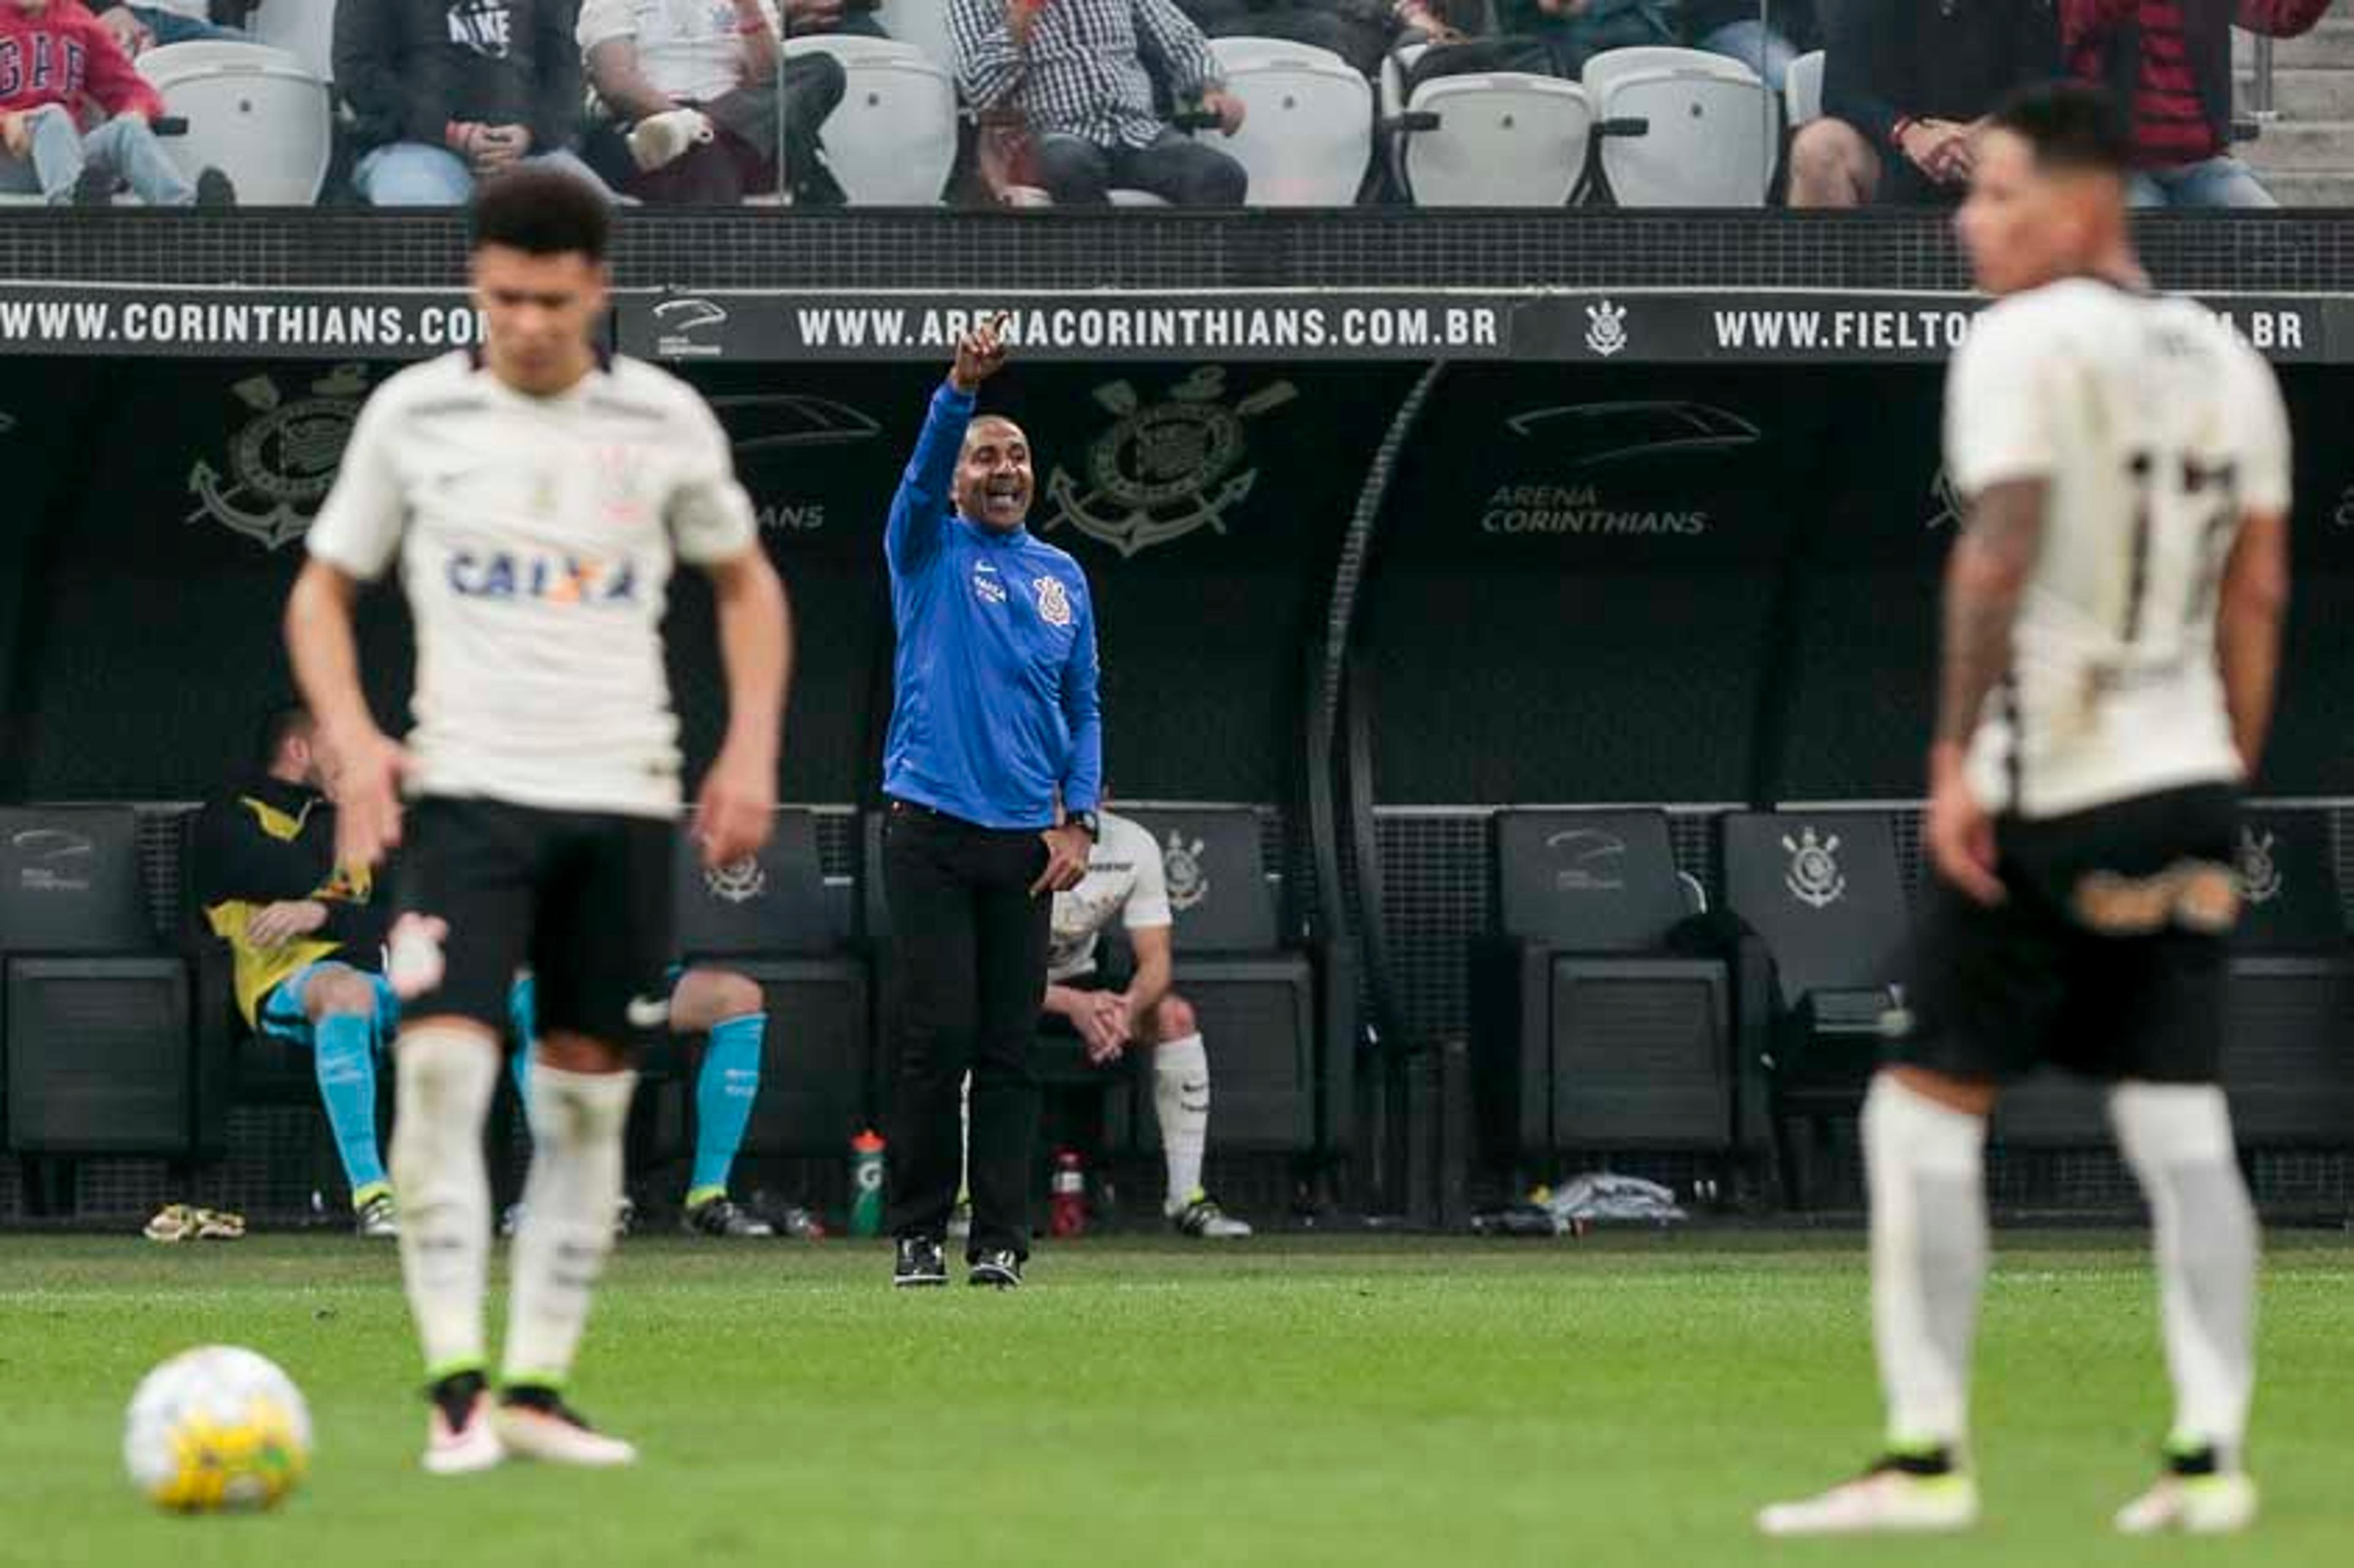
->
[[122, 1346, 311, 1512]]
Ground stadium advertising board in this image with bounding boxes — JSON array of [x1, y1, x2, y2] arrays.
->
[[1, 283, 2336, 364]]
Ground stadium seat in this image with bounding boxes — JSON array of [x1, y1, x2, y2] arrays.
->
[[1783, 49, 1825, 130], [249, 0, 337, 84], [873, 0, 956, 75], [1112, 808, 1352, 1159], [1384, 59, 1593, 208], [139, 40, 333, 207], [1200, 37, 1373, 206], [779, 36, 957, 206], [1, 806, 194, 1157], [1582, 45, 1775, 207], [673, 809, 873, 1157], [1468, 810, 1733, 1176], [1721, 810, 1908, 1208]]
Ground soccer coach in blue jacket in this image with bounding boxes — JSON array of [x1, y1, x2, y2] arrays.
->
[[882, 317, 1102, 1290]]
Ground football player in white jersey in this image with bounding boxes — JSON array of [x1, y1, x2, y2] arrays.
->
[[1760, 84, 2290, 1539], [285, 169, 793, 1474], [1043, 807, 1251, 1238]]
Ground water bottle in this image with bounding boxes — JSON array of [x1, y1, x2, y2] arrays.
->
[[848, 1129, 886, 1238], [1049, 1148, 1087, 1239]]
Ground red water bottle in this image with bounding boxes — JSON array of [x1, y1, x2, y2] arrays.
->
[[1049, 1148, 1087, 1238]]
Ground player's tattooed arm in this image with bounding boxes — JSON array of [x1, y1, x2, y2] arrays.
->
[[1933, 478, 2047, 751]]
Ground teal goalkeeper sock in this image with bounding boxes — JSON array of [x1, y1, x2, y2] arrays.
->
[[687, 1013, 766, 1204], [312, 1011, 388, 1200], [508, 1045, 532, 1131]]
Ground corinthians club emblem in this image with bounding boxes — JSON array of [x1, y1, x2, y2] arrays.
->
[[1163, 831, 1209, 912], [2236, 828, 2283, 906], [1782, 828, 1846, 908], [703, 856, 768, 905], [1585, 299, 1629, 357], [1043, 367, 1295, 558], [188, 365, 373, 550]]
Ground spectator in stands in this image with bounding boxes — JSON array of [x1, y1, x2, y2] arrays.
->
[[0, 0, 234, 205], [94, 2, 246, 55], [1683, 0, 1819, 94], [193, 705, 399, 1239], [1789, 0, 2059, 208], [335, 0, 612, 207], [948, 0, 1251, 206], [1489, 0, 1677, 75], [2065, 0, 2333, 207], [576, 0, 847, 205], [809, 0, 891, 37], [1175, 1, 1467, 78]]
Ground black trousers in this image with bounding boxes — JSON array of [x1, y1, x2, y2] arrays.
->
[[1034, 128, 1248, 207], [882, 803, 1054, 1258]]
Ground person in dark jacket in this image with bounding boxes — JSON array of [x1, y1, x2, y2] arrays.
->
[[334, 0, 613, 206], [1791, 0, 2060, 207], [193, 706, 401, 1237], [2066, 0, 2333, 207]]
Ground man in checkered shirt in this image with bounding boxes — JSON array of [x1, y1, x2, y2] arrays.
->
[[949, 0, 1251, 205]]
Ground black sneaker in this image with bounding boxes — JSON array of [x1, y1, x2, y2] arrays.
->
[[72, 165, 119, 206], [893, 1235, 947, 1288], [681, 1195, 774, 1238], [968, 1248, 1023, 1289], [194, 167, 236, 208]]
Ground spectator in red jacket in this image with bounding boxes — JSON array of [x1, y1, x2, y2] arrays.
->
[[2066, 0, 2333, 207], [0, 0, 233, 205]]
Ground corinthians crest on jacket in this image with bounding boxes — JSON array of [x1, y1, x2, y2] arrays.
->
[[1043, 367, 1296, 558], [188, 366, 374, 550]]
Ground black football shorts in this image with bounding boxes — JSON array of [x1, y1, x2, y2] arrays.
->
[[1884, 785, 2239, 1086]]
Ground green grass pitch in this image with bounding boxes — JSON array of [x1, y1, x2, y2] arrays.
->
[[2, 1230, 2349, 1566]]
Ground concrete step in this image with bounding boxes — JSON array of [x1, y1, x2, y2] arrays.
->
[[2237, 18, 2354, 70], [2238, 67, 2354, 118], [2234, 118, 2354, 169], [2244, 169, 2354, 204]]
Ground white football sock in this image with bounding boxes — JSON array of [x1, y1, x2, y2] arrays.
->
[[501, 1064, 636, 1391], [1154, 1034, 1211, 1211], [958, 1068, 971, 1202], [390, 1027, 499, 1380], [1864, 1075, 1989, 1454], [2110, 1082, 2259, 1466]]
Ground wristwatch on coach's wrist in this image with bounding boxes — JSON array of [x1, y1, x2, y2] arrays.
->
[[1071, 811, 1100, 840]]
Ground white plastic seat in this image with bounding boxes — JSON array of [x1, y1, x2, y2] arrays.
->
[[1393, 73, 1592, 208], [1582, 44, 1773, 207], [1199, 37, 1371, 205], [249, 0, 337, 83], [139, 40, 332, 206], [780, 37, 954, 205], [1785, 50, 1825, 129], [874, 0, 956, 77]]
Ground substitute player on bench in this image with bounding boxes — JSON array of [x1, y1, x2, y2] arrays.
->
[[1759, 83, 2290, 1538], [1044, 804, 1251, 1238], [287, 168, 791, 1474]]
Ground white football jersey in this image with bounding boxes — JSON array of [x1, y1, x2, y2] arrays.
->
[[307, 351, 759, 818], [1944, 280, 2293, 819], [1048, 811, 1172, 982]]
